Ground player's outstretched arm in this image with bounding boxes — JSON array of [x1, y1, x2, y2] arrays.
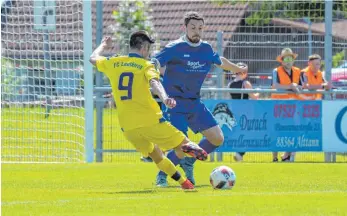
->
[[149, 78, 176, 108], [89, 36, 112, 66], [217, 57, 248, 73]]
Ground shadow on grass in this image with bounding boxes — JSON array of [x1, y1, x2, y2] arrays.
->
[[163, 184, 210, 189], [91, 185, 211, 195], [103, 189, 157, 194]]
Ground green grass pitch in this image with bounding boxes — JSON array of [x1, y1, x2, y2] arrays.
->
[[2, 163, 347, 216]]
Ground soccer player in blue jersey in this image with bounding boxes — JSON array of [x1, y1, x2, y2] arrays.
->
[[154, 11, 247, 186]]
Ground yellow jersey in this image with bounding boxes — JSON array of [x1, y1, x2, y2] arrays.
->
[[96, 53, 163, 131]]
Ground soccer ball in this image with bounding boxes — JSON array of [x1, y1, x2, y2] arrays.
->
[[210, 165, 236, 189]]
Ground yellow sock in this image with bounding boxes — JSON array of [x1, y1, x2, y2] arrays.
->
[[177, 176, 186, 184], [156, 157, 186, 184], [156, 157, 177, 176]]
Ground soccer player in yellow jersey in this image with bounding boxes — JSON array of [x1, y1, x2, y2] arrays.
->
[[89, 31, 207, 190]]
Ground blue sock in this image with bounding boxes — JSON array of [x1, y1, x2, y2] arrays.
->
[[199, 138, 218, 154], [185, 138, 219, 165], [158, 150, 180, 176]]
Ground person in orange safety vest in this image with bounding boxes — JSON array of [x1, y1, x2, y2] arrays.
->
[[300, 54, 332, 100], [271, 48, 302, 100], [271, 48, 302, 162]]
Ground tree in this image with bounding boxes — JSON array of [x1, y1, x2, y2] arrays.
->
[[112, 0, 155, 53], [213, 0, 347, 25], [1, 58, 26, 102], [319, 50, 345, 71], [332, 50, 346, 68]]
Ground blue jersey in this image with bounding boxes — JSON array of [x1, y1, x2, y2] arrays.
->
[[154, 36, 222, 99]]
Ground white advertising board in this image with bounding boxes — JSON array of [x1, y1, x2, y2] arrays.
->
[[323, 101, 347, 152]]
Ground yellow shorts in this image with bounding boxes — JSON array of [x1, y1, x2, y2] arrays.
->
[[123, 121, 186, 156]]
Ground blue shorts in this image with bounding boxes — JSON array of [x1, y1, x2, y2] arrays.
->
[[163, 98, 218, 135]]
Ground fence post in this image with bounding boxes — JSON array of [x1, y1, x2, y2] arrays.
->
[[42, 0, 52, 115], [303, 17, 312, 56], [216, 31, 224, 98], [216, 31, 224, 162], [95, 0, 104, 162], [83, 0, 94, 163], [324, 0, 335, 163], [210, 153, 215, 162]]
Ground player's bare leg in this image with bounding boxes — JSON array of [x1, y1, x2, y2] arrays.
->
[[149, 145, 194, 190], [272, 152, 279, 162], [281, 152, 295, 162], [281, 152, 291, 161], [290, 152, 296, 161], [234, 152, 245, 162], [201, 125, 225, 146], [181, 125, 224, 185], [156, 138, 207, 187]]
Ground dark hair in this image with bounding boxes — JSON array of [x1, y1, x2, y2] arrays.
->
[[129, 30, 155, 50], [184, 11, 204, 26]]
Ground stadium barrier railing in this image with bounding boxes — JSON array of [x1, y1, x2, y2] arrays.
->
[[94, 87, 347, 163]]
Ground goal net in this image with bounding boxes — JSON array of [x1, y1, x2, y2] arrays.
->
[[1, 0, 86, 162]]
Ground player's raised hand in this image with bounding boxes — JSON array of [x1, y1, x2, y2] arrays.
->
[[164, 98, 176, 109], [101, 36, 113, 48]]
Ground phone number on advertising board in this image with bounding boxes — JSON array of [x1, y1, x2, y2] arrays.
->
[[273, 104, 320, 118]]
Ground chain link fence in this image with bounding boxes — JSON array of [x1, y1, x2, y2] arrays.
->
[[95, 0, 347, 162]]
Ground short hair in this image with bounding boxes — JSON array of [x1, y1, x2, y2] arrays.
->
[[184, 11, 204, 26], [129, 30, 155, 50], [308, 54, 321, 61]]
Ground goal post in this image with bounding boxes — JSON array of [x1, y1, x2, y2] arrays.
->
[[1, 0, 94, 163], [83, 0, 94, 163]]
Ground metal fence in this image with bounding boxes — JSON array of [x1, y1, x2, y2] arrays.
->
[[95, 88, 347, 163], [93, 0, 347, 163]]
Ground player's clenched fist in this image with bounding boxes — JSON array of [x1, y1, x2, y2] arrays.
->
[[164, 98, 176, 109]]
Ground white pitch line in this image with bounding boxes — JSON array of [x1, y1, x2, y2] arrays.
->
[[2, 190, 346, 206]]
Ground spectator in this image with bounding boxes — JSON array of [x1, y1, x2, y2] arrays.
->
[[300, 54, 332, 100], [271, 48, 301, 162], [228, 62, 259, 162]]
